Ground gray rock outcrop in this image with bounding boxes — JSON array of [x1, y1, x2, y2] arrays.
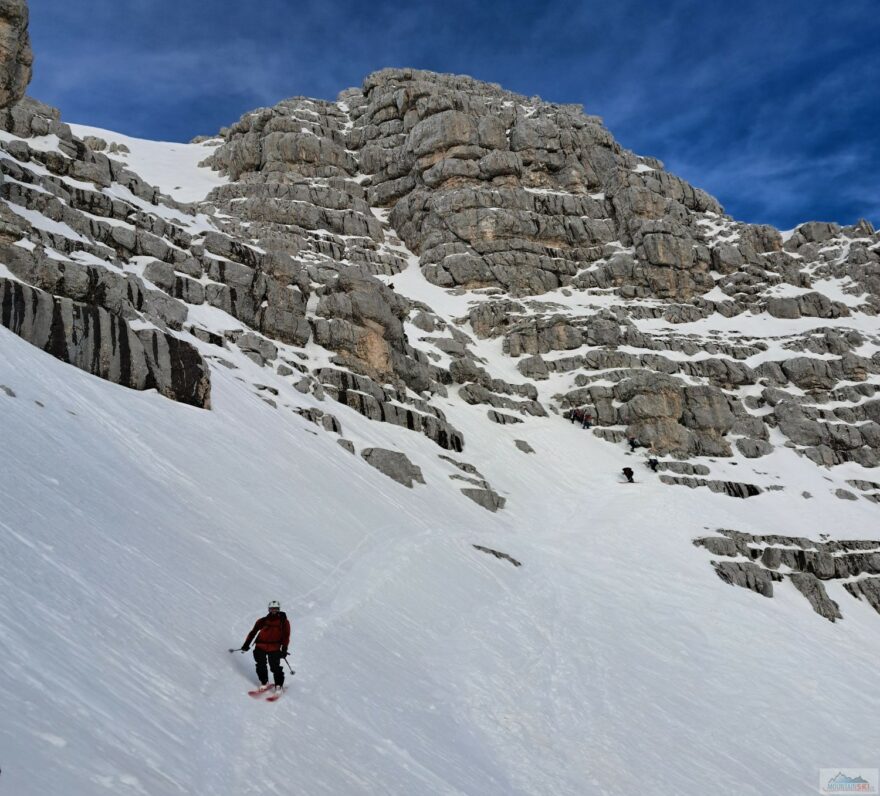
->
[[473, 545, 521, 567], [0, 0, 31, 110], [713, 560, 781, 598], [696, 530, 880, 621], [461, 487, 506, 512], [360, 448, 425, 487], [789, 573, 842, 622], [0, 278, 210, 407], [844, 577, 880, 615]]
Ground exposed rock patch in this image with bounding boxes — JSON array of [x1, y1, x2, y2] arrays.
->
[[473, 545, 521, 567], [461, 487, 506, 512], [0, 278, 211, 408], [0, 0, 32, 110], [360, 447, 425, 487], [695, 529, 880, 620]]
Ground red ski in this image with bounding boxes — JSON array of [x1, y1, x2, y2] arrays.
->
[[265, 686, 286, 702], [248, 684, 273, 698]]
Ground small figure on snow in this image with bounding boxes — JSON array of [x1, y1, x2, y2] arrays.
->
[[582, 412, 593, 430], [622, 466, 635, 483], [241, 600, 291, 690], [627, 436, 639, 452], [647, 456, 659, 472]]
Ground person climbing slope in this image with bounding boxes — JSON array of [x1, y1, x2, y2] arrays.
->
[[240, 600, 291, 691], [622, 466, 635, 483]]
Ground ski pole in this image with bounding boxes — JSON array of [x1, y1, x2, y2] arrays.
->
[[228, 648, 248, 653], [282, 656, 294, 674]]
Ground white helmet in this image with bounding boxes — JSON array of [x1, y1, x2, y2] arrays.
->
[[268, 600, 281, 610]]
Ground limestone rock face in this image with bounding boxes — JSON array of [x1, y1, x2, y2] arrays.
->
[[1, 11, 879, 517], [0, 0, 31, 110], [314, 268, 433, 393], [335, 68, 720, 301], [570, 371, 738, 457], [696, 530, 880, 621], [195, 67, 880, 469], [0, 278, 210, 407], [0, 76, 213, 410]]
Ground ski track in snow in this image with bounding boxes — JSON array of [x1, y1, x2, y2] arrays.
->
[[1, 126, 880, 795], [3, 318, 880, 795]]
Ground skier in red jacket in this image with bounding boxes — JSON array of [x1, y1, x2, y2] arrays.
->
[[241, 600, 291, 689]]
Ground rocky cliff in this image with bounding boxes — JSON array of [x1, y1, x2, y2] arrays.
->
[[1, 13, 879, 562], [0, 0, 31, 109], [205, 69, 878, 471], [0, 3, 210, 407]]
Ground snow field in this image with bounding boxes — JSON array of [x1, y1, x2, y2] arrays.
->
[[2, 323, 880, 795]]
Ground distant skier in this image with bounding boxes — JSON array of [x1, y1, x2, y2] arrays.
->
[[583, 412, 593, 429], [647, 456, 659, 472], [622, 466, 635, 483], [627, 436, 639, 452], [240, 600, 291, 690]]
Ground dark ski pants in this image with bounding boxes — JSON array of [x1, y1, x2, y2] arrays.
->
[[253, 649, 284, 687]]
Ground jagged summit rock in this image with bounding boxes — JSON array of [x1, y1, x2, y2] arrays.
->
[[207, 67, 724, 303]]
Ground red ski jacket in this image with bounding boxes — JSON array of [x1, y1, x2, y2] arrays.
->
[[244, 612, 291, 652]]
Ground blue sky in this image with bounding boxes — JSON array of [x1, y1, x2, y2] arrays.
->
[[28, 0, 879, 230]]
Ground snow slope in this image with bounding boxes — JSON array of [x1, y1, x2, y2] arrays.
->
[[2, 305, 880, 795], [67, 123, 228, 203]]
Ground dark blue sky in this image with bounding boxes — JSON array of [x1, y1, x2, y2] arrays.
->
[[28, 0, 879, 230]]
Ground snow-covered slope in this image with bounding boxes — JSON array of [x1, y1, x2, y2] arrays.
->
[[67, 123, 228, 203], [3, 296, 880, 796]]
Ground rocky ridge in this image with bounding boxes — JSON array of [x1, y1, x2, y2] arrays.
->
[[1, 16, 879, 566]]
